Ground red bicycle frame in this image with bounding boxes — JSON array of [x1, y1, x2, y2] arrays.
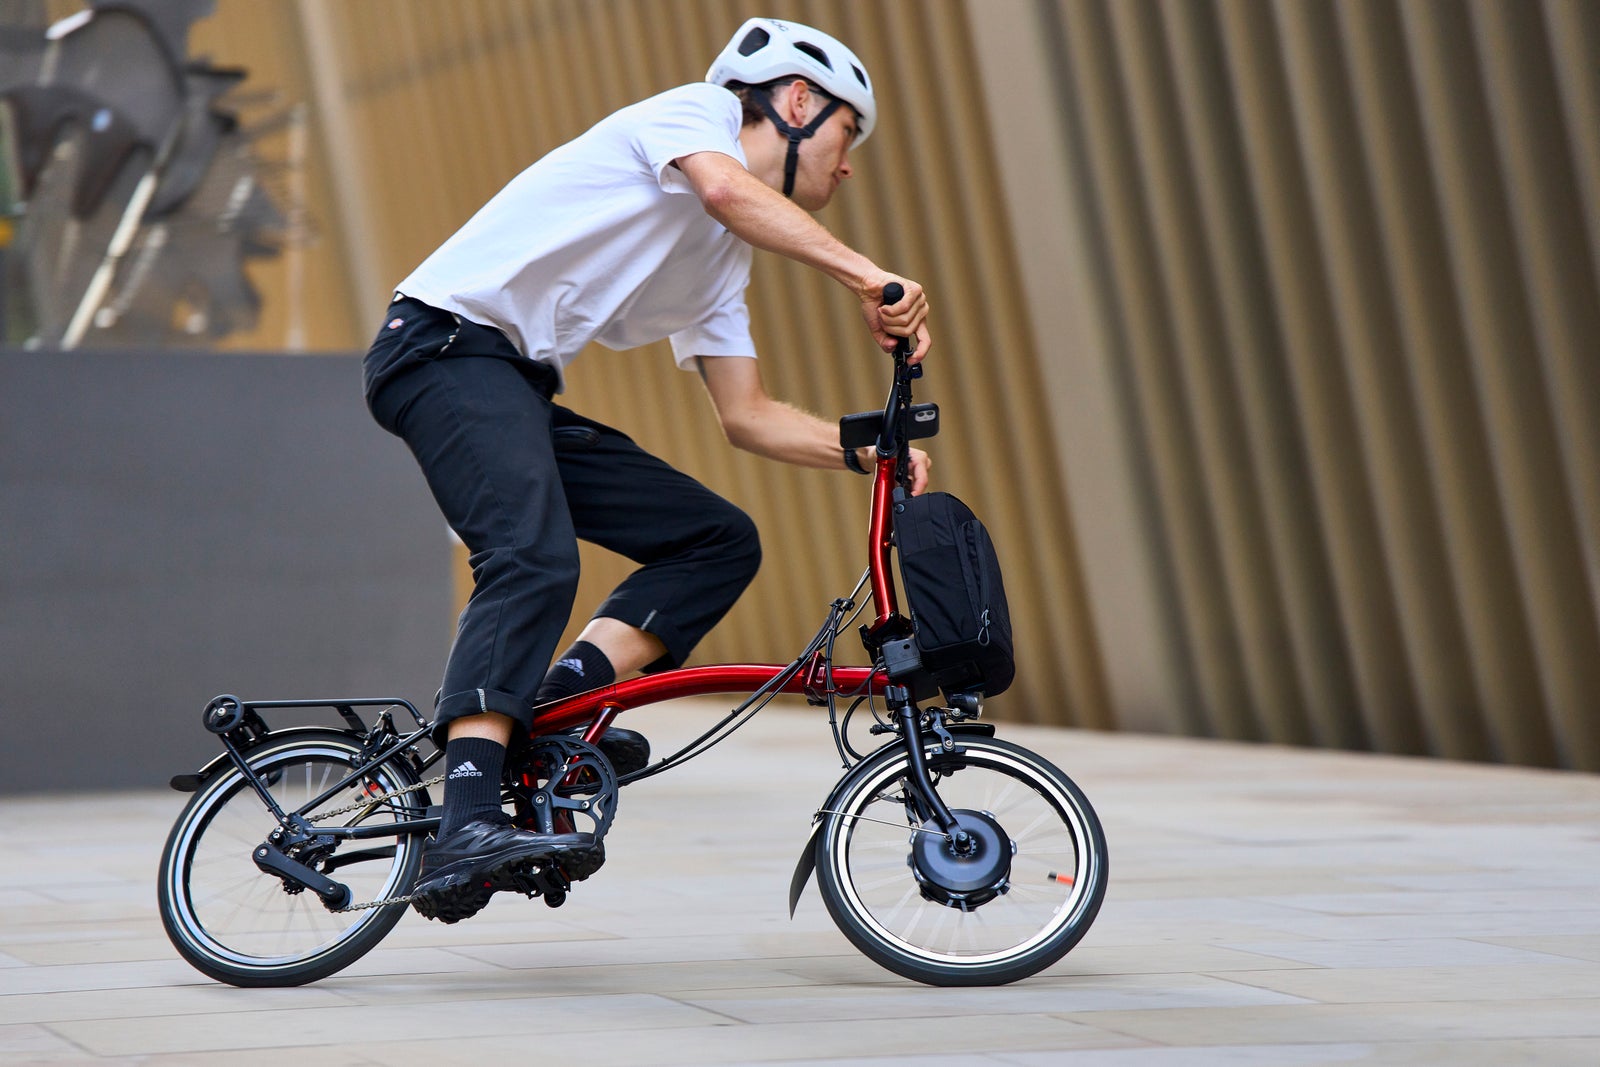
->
[[528, 447, 902, 744], [529, 306, 922, 752]]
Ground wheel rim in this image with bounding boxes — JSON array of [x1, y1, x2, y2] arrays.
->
[[828, 745, 1098, 967], [164, 743, 419, 971]]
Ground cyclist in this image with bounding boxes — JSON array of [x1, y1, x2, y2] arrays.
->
[[363, 17, 932, 923]]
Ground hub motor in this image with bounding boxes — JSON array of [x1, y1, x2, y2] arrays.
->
[[908, 809, 1013, 909]]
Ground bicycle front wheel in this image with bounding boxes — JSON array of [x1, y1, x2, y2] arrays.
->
[[815, 735, 1108, 986], [158, 730, 430, 986]]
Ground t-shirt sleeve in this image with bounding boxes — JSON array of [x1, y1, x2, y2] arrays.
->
[[633, 84, 746, 196], [669, 287, 756, 367]]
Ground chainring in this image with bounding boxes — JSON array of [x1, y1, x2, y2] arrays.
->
[[506, 735, 619, 843]]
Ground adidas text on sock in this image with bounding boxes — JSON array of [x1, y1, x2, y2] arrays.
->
[[439, 736, 507, 837]]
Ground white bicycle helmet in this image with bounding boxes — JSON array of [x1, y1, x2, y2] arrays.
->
[[706, 17, 877, 147]]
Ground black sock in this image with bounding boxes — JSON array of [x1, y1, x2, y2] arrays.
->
[[439, 736, 507, 837], [535, 640, 616, 704]]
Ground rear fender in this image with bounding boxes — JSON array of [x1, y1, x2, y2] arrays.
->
[[167, 727, 360, 792]]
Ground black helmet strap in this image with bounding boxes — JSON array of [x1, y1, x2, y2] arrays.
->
[[752, 87, 843, 198]]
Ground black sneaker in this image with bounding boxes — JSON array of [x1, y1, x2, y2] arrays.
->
[[589, 727, 651, 777], [410, 817, 595, 924], [559, 840, 606, 882]]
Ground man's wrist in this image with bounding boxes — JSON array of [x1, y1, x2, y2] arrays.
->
[[843, 447, 870, 475], [850, 264, 881, 302]]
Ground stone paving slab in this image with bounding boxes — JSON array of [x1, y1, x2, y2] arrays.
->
[[1, 698, 1598, 1064]]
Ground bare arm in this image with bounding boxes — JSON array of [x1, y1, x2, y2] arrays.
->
[[675, 150, 932, 362], [696, 356, 930, 494]]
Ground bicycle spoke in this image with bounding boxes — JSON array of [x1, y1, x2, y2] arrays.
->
[[1008, 808, 1056, 844], [979, 777, 1021, 817], [853, 867, 914, 894], [881, 883, 921, 933]]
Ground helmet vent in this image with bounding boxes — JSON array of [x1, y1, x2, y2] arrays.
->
[[795, 41, 833, 69], [852, 64, 867, 88], [738, 28, 769, 56]]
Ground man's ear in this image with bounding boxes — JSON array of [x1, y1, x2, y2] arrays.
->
[[779, 79, 812, 124]]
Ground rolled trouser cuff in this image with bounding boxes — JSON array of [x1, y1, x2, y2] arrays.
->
[[432, 687, 536, 745], [590, 599, 693, 674]]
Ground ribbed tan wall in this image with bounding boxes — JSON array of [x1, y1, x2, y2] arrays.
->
[[189, 0, 1112, 732], [181, 0, 1600, 769], [987, 0, 1600, 768]]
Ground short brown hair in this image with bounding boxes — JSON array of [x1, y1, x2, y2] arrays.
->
[[727, 77, 804, 128]]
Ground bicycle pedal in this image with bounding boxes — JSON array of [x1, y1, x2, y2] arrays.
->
[[506, 860, 566, 899], [506, 871, 540, 897]]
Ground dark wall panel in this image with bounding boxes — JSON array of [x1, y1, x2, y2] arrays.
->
[[0, 349, 451, 794]]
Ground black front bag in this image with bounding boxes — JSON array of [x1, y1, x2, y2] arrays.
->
[[894, 492, 1015, 698]]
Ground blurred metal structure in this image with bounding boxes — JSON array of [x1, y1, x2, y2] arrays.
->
[[0, 0, 283, 347], [131, 1, 1600, 770]]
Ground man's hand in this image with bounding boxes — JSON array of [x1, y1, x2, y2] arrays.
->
[[849, 445, 932, 494], [860, 276, 932, 364], [906, 447, 933, 495]]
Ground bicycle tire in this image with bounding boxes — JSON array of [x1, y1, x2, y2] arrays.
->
[[157, 730, 430, 986], [815, 735, 1107, 986]]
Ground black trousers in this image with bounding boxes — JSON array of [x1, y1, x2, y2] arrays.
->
[[363, 298, 761, 740]]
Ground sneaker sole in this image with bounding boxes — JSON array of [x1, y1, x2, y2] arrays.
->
[[559, 841, 606, 882], [411, 838, 588, 924]]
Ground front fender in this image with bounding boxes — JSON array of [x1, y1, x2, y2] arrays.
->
[[786, 723, 997, 917]]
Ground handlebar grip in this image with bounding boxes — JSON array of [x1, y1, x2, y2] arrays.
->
[[880, 282, 914, 363]]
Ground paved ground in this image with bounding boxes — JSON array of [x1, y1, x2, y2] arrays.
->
[[3, 698, 1599, 1065]]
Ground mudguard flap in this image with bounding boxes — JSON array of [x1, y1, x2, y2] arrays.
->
[[787, 819, 822, 918]]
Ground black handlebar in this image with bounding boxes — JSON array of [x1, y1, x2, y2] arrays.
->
[[880, 282, 914, 364], [875, 282, 919, 486]]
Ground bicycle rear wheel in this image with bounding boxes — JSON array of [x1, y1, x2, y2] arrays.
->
[[815, 735, 1107, 986], [158, 730, 430, 986]]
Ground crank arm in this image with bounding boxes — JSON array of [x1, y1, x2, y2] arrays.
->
[[320, 845, 397, 872], [253, 841, 351, 909]]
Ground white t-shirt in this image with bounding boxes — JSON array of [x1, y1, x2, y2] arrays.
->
[[396, 83, 756, 392]]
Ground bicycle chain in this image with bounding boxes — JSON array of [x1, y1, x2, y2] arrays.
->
[[308, 773, 446, 912], [315, 772, 445, 819], [335, 890, 424, 912]]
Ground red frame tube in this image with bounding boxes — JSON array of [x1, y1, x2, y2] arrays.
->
[[534, 405, 901, 743], [868, 455, 899, 624], [530, 663, 882, 736]]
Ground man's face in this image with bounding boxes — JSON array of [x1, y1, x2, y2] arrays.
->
[[790, 104, 858, 211]]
